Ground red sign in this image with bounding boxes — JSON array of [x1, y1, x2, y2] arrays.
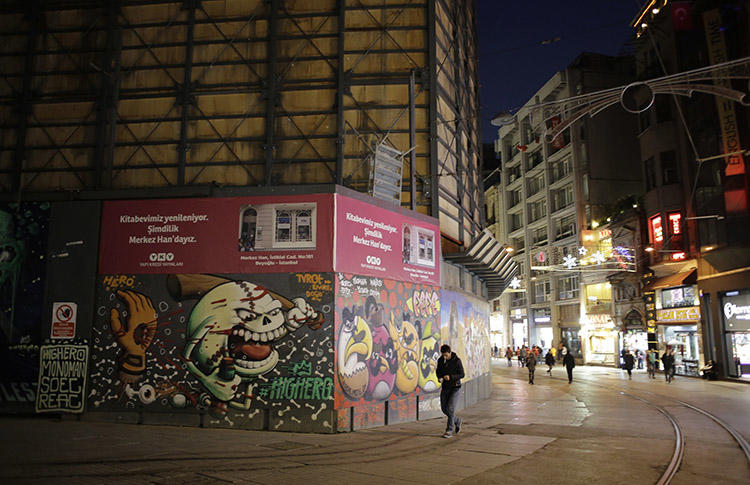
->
[[671, 2, 693, 31], [335, 195, 440, 285], [549, 116, 564, 149], [668, 212, 682, 235], [51, 302, 77, 339], [99, 195, 334, 274], [650, 214, 664, 244]]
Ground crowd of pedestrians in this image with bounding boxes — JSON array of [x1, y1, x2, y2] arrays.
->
[[491, 344, 694, 384]]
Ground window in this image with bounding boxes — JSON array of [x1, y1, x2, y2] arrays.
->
[[511, 292, 526, 308], [507, 164, 522, 184], [660, 286, 697, 309], [239, 207, 257, 251], [531, 226, 548, 246], [645, 157, 657, 191], [558, 274, 579, 300], [512, 236, 525, 253], [661, 151, 679, 185], [534, 280, 551, 303], [551, 184, 574, 212], [527, 150, 543, 170], [550, 159, 571, 182], [556, 214, 576, 240], [273, 207, 315, 248], [509, 212, 523, 232], [528, 199, 546, 222], [508, 189, 521, 208], [533, 307, 551, 324], [528, 173, 545, 195]]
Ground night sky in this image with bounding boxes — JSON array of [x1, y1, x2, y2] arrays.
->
[[477, 0, 643, 143]]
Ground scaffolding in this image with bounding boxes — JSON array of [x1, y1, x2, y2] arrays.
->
[[0, 0, 483, 246]]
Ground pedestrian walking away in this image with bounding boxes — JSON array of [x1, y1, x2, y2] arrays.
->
[[622, 350, 635, 380], [563, 349, 575, 383], [526, 349, 537, 384], [544, 350, 555, 375], [519, 346, 527, 368], [505, 347, 513, 367], [436, 344, 465, 438], [647, 349, 657, 379], [661, 349, 675, 383]]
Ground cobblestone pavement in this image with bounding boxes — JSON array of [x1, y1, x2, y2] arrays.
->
[[1, 362, 748, 484]]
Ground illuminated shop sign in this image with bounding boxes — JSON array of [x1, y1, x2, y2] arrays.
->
[[723, 289, 750, 331], [650, 214, 663, 243], [656, 306, 700, 323], [668, 212, 682, 235]]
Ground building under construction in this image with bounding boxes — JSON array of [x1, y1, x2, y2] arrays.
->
[[0, 0, 483, 246]]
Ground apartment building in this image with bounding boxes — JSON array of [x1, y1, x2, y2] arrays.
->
[[486, 53, 642, 361]]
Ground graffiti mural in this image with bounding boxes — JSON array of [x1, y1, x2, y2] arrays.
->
[[440, 290, 491, 380], [0, 202, 49, 410], [89, 272, 334, 430], [334, 274, 440, 411]]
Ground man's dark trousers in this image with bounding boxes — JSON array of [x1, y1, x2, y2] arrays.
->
[[440, 386, 460, 432]]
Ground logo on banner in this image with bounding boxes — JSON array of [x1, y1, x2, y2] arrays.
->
[[724, 302, 750, 321], [51, 302, 77, 339]]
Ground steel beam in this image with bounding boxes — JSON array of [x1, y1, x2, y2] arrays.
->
[[264, 0, 280, 186], [335, 0, 345, 185], [427, 0, 439, 219], [177, 0, 198, 185], [409, 69, 417, 210]]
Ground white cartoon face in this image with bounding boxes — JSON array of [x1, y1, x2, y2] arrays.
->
[[184, 282, 297, 400]]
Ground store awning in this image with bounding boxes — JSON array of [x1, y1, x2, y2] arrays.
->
[[443, 229, 518, 300], [643, 269, 697, 292]]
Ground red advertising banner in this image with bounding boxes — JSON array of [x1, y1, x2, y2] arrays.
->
[[335, 195, 440, 286], [99, 194, 334, 274]]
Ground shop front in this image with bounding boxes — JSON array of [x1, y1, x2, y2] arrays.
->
[[721, 288, 750, 378], [581, 314, 618, 366], [510, 309, 528, 349], [656, 304, 702, 377], [557, 303, 582, 359], [619, 309, 647, 366]]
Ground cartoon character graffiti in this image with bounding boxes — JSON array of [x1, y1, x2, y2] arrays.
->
[[418, 320, 441, 392], [337, 307, 373, 399], [366, 324, 397, 400], [389, 316, 419, 394], [109, 274, 324, 409]]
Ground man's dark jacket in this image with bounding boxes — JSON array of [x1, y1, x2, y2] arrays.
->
[[436, 352, 465, 389]]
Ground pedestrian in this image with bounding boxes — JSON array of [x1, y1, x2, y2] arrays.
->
[[505, 347, 513, 367], [563, 348, 575, 383], [647, 350, 657, 379], [436, 344, 465, 438], [637, 350, 644, 369], [493, 345, 498, 358], [661, 348, 675, 383], [526, 348, 537, 384], [520, 346, 527, 368], [545, 350, 555, 375], [622, 350, 635, 380]]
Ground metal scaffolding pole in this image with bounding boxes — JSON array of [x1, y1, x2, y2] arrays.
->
[[264, 0, 280, 186], [177, 0, 198, 185]]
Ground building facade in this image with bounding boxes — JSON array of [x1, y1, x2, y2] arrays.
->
[[487, 53, 643, 363], [632, 0, 750, 378]]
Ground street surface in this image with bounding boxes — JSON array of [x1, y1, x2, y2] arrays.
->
[[1, 361, 748, 484]]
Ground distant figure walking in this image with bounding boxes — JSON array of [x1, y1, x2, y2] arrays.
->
[[526, 350, 537, 385], [647, 350, 658, 379], [637, 350, 645, 369], [661, 349, 675, 383], [519, 346, 528, 368], [545, 350, 555, 375], [622, 350, 635, 380], [505, 347, 514, 367], [436, 344, 465, 438], [563, 349, 575, 383]]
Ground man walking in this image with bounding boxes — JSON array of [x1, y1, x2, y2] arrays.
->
[[545, 349, 555, 375], [622, 350, 635, 380], [436, 344, 465, 438], [526, 348, 537, 384], [562, 348, 575, 383], [661, 348, 675, 383], [519, 346, 527, 368], [505, 347, 513, 367]]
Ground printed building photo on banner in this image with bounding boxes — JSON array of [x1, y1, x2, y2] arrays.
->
[[238, 203, 316, 252], [401, 223, 436, 267], [334, 274, 441, 428], [89, 272, 335, 431]]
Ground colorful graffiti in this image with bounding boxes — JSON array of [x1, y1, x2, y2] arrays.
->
[[0, 202, 49, 410], [334, 274, 441, 409], [440, 290, 490, 380], [89, 272, 334, 430]]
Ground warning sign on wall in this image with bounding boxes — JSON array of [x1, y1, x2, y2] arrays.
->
[[51, 302, 77, 339]]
